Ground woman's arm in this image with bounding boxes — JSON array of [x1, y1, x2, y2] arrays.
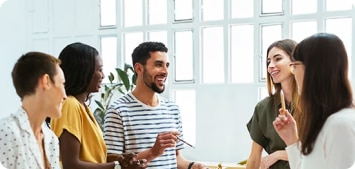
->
[[246, 141, 263, 169], [59, 130, 115, 169]]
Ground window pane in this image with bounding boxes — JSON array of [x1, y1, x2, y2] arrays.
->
[[148, 31, 167, 46], [174, 90, 196, 145], [292, 0, 316, 15], [100, 0, 116, 26], [148, 0, 167, 25], [101, 36, 117, 83], [326, 0, 353, 11], [124, 0, 142, 27], [231, 25, 254, 83], [231, 0, 253, 18], [291, 21, 317, 43], [202, 0, 223, 21], [261, 0, 283, 14], [326, 18, 352, 77], [261, 24, 282, 80], [259, 87, 268, 101], [124, 32, 143, 65], [202, 27, 224, 83], [174, 31, 194, 81], [174, 0, 193, 21]]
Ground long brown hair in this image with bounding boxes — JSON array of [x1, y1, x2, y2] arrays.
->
[[265, 39, 298, 113], [293, 33, 353, 155]]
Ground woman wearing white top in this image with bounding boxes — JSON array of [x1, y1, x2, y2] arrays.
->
[[273, 33, 355, 169]]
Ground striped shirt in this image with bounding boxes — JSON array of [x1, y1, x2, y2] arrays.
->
[[104, 93, 184, 169]]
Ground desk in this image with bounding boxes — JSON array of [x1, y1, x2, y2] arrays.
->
[[202, 162, 246, 169]]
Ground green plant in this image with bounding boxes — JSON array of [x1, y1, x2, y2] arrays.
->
[[93, 64, 136, 130]]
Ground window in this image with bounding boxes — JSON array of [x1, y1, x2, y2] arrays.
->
[[174, 30, 194, 82], [124, 0, 142, 27], [231, 0, 253, 18], [100, 36, 117, 83], [174, 0, 193, 22], [292, 0, 316, 15], [124, 32, 143, 65], [148, 0, 167, 25], [291, 21, 317, 43], [202, 27, 224, 83], [100, 0, 116, 27], [230, 25, 254, 83], [201, 0, 223, 21]]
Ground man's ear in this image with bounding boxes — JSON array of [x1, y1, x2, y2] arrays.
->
[[134, 63, 142, 75], [39, 74, 51, 90]]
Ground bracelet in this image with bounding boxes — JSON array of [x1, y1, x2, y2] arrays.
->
[[113, 161, 121, 169], [188, 162, 195, 169]]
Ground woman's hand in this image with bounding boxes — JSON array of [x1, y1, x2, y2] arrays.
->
[[108, 153, 148, 169], [273, 109, 299, 146]]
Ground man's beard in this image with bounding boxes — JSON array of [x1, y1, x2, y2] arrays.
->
[[143, 68, 165, 93]]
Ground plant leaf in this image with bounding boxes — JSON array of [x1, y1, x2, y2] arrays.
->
[[116, 68, 130, 92], [95, 100, 104, 110]]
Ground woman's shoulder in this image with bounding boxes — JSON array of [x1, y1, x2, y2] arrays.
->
[[255, 96, 274, 108]]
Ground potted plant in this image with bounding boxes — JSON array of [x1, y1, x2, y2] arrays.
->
[[93, 64, 136, 130]]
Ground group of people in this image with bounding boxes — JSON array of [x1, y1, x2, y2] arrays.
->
[[0, 41, 208, 169], [246, 33, 355, 169], [0, 32, 354, 169]]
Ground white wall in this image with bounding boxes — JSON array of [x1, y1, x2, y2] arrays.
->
[[0, 0, 27, 118]]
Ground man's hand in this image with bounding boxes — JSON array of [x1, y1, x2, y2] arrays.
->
[[150, 131, 180, 157]]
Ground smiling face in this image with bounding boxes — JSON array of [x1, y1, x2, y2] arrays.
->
[[46, 65, 67, 119], [87, 55, 104, 93], [140, 51, 169, 93], [267, 47, 293, 84]]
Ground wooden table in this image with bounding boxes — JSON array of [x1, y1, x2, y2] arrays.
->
[[202, 162, 246, 169]]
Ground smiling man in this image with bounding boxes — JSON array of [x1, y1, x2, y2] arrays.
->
[[104, 42, 208, 169]]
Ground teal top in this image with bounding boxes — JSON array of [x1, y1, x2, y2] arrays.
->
[[247, 96, 291, 169]]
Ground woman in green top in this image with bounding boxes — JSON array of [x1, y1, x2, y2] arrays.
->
[[246, 39, 298, 169]]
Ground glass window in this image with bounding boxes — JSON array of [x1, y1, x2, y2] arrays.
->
[[148, 0, 167, 25], [148, 31, 167, 46], [124, 32, 143, 65], [292, 0, 317, 15], [100, 36, 117, 83], [291, 21, 317, 43], [260, 24, 282, 80], [174, 89, 196, 145], [326, 0, 353, 11], [201, 0, 223, 21], [202, 27, 224, 83], [174, 0, 193, 21], [100, 0, 116, 27], [230, 25, 254, 83], [326, 18, 352, 77], [259, 87, 268, 101], [231, 0, 253, 18], [261, 0, 283, 15], [174, 31, 194, 82], [124, 0, 142, 27]]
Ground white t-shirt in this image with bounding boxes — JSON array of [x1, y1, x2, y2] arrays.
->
[[286, 108, 355, 169]]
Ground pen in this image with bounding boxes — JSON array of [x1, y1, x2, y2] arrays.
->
[[280, 90, 286, 115], [177, 137, 195, 148]]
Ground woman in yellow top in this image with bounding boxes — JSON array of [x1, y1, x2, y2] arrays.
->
[[51, 42, 147, 169]]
